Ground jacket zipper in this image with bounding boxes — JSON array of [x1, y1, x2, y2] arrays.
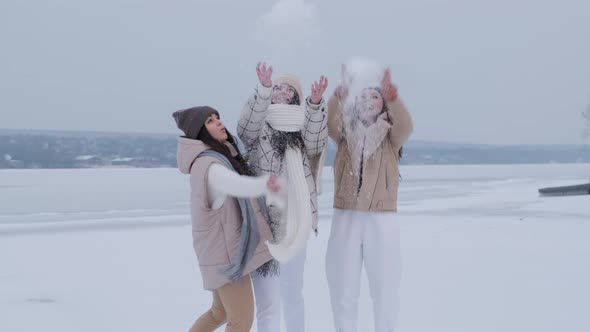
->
[[356, 137, 366, 195]]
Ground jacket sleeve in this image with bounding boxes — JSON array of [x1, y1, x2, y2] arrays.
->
[[237, 83, 272, 148], [386, 97, 413, 152], [302, 97, 328, 158], [327, 94, 344, 143]]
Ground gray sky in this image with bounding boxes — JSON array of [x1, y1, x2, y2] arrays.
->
[[1, 0, 589, 144]]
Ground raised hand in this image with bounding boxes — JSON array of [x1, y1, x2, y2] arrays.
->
[[310, 75, 328, 104], [256, 62, 273, 88], [334, 85, 349, 101], [334, 63, 351, 101], [380, 67, 398, 102]]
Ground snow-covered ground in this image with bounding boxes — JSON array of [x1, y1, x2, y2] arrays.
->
[[1, 164, 589, 332]]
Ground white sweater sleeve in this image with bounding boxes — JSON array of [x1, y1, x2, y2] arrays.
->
[[207, 163, 270, 209]]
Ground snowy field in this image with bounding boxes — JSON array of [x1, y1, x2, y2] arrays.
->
[[1, 164, 589, 332]]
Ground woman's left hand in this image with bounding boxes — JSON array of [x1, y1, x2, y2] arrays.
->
[[266, 175, 282, 193], [380, 68, 398, 102], [310, 75, 329, 105]]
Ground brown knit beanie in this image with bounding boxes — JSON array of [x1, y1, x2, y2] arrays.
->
[[172, 106, 219, 139]]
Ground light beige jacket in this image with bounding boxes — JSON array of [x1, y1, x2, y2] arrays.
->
[[327, 94, 413, 211]]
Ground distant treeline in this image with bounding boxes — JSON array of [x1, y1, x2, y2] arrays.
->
[[1, 129, 589, 169]]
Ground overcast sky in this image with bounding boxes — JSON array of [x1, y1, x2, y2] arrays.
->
[[1, 0, 589, 144]]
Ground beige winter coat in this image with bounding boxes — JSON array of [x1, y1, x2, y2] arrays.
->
[[327, 95, 413, 211], [176, 137, 273, 290]]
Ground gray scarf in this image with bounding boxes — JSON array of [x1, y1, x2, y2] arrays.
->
[[198, 150, 262, 282]]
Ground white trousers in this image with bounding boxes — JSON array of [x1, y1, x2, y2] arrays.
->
[[252, 247, 307, 332], [325, 209, 402, 332]]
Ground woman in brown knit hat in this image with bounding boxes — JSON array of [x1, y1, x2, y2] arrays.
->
[[173, 106, 281, 332]]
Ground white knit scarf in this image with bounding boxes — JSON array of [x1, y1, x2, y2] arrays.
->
[[264, 104, 312, 264], [343, 104, 391, 175]]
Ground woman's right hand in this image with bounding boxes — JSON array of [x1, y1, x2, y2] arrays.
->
[[380, 68, 398, 102], [335, 64, 350, 101], [266, 175, 281, 193], [256, 62, 273, 88], [334, 85, 348, 101]]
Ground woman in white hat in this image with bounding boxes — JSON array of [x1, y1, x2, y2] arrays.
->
[[237, 62, 329, 332]]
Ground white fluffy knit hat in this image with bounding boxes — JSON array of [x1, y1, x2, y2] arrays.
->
[[274, 74, 303, 105]]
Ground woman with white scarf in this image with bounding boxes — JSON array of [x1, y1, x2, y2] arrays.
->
[[237, 62, 329, 332]]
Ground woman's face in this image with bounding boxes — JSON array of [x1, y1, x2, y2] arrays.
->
[[358, 88, 384, 122], [271, 83, 297, 105], [204, 114, 228, 142]]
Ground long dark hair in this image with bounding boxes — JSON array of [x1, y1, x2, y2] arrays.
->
[[289, 91, 301, 105], [197, 127, 254, 176]]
